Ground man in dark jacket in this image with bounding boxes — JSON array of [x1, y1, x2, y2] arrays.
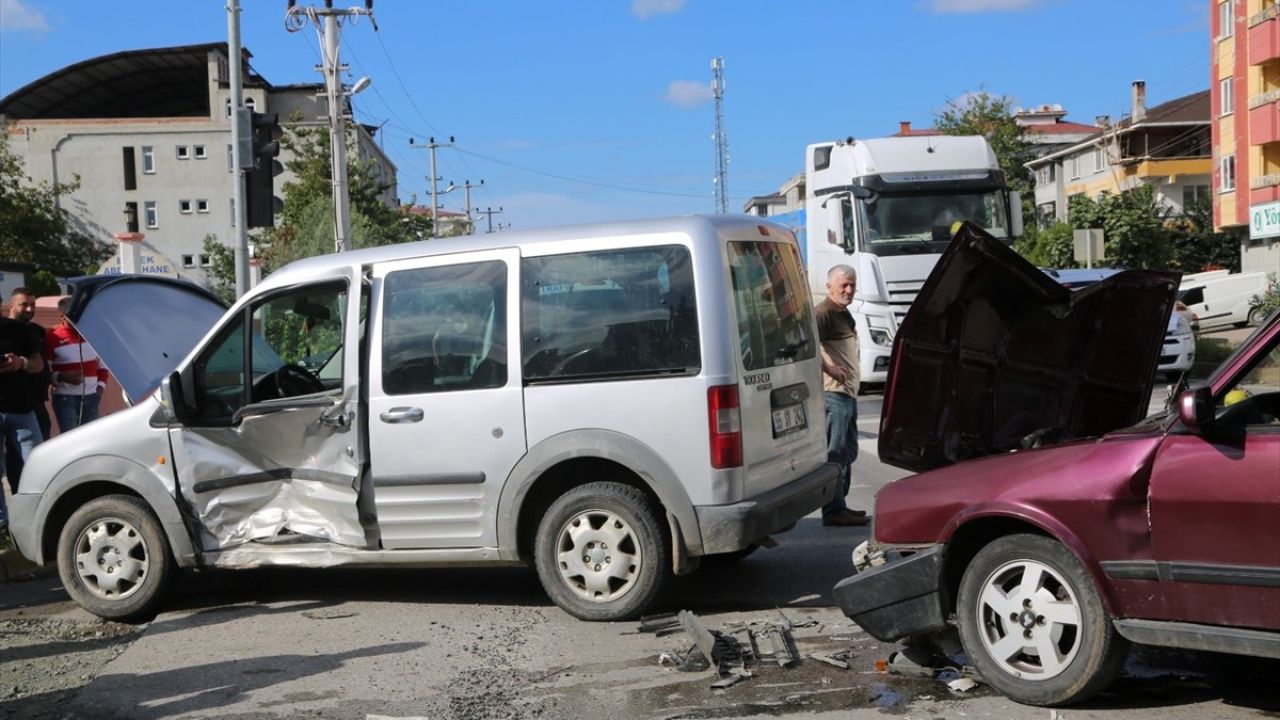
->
[[0, 289, 46, 531], [4, 288, 51, 493]]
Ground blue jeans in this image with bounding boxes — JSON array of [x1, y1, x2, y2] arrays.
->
[[822, 391, 858, 518], [53, 393, 101, 435], [0, 410, 43, 525]]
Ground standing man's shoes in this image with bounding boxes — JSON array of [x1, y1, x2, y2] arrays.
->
[[822, 510, 871, 527]]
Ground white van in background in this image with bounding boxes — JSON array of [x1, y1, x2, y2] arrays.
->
[[1179, 270, 1270, 329]]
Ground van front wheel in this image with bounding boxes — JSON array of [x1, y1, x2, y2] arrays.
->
[[56, 494, 174, 622], [534, 482, 670, 621]]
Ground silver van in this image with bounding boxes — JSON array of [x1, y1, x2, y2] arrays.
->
[[9, 215, 838, 621]]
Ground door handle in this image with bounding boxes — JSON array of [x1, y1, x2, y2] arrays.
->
[[380, 406, 424, 424], [319, 410, 354, 428]]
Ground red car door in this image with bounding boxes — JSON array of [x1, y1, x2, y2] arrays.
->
[[1147, 326, 1280, 630]]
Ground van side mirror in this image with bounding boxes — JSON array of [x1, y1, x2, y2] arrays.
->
[[160, 370, 190, 424], [1177, 385, 1214, 434], [1009, 191, 1023, 238]]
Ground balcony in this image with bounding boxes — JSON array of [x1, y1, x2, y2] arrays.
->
[[1249, 9, 1280, 65], [1250, 100, 1280, 145], [1251, 173, 1280, 204]]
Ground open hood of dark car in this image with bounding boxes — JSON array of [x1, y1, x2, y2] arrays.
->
[[879, 224, 1179, 473], [64, 275, 227, 404]]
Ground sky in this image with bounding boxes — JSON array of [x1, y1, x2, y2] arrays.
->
[[1, 0, 1211, 232]]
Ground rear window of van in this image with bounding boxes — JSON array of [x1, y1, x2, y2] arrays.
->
[[521, 245, 700, 382], [727, 241, 816, 371]]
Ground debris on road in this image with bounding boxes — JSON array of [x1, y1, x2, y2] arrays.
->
[[809, 650, 851, 669], [647, 609, 823, 688]]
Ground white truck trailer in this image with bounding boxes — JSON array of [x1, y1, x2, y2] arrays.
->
[[775, 135, 1022, 384]]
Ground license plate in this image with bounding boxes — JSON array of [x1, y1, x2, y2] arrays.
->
[[771, 403, 807, 437]]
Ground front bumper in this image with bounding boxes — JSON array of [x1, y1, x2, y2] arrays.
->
[[7, 494, 42, 564], [1158, 332, 1195, 373], [833, 544, 949, 642], [695, 462, 839, 555]]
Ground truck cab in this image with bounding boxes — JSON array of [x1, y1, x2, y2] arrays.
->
[[803, 136, 1021, 384]]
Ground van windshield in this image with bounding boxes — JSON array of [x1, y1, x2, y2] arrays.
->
[[727, 241, 816, 371]]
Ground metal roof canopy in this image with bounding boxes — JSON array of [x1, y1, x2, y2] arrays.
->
[[0, 42, 264, 120]]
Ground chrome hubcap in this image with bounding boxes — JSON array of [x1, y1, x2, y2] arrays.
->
[[555, 510, 641, 602], [976, 559, 1082, 680]]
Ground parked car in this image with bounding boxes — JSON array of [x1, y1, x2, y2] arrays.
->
[[1042, 268, 1195, 378], [7, 215, 839, 622], [1179, 269, 1270, 329], [836, 226, 1279, 707]]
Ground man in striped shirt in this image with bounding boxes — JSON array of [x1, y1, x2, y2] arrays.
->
[[45, 297, 110, 433]]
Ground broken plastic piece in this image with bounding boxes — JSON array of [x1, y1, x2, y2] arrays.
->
[[886, 650, 937, 678], [947, 677, 979, 693], [710, 670, 751, 689], [809, 651, 850, 669]]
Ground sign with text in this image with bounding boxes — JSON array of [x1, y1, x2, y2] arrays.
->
[[1249, 201, 1280, 240], [97, 250, 178, 277]]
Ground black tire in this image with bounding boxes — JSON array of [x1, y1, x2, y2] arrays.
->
[[1247, 306, 1264, 327], [56, 494, 175, 622], [956, 534, 1128, 706], [534, 481, 670, 621]]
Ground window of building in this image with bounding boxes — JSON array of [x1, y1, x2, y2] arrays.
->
[[1183, 184, 1211, 208], [1221, 154, 1237, 191], [230, 198, 236, 228], [122, 147, 137, 191], [1093, 146, 1106, 172], [182, 254, 196, 269], [193, 145, 207, 159], [179, 200, 193, 214], [226, 144, 234, 173], [245, 97, 257, 112], [1070, 155, 1081, 179], [144, 201, 159, 228], [142, 146, 155, 174], [196, 199, 210, 213], [1219, 0, 1233, 38], [1220, 77, 1234, 115], [176, 146, 190, 160], [199, 254, 212, 267]]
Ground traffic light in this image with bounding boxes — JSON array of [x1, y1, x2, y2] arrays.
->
[[239, 109, 283, 228]]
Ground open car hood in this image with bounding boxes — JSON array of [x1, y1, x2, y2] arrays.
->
[[64, 275, 228, 404], [879, 224, 1179, 472]]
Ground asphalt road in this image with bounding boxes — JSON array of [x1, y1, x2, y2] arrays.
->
[[2, 394, 1277, 720]]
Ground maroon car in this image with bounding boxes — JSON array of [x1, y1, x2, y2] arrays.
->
[[834, 225, 1280, 706]]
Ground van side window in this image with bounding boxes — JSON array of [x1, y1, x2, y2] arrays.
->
[[190, 282, 347, 421], [1179, 287, 1204, 306], [521, 245, 700, 382], [381, 260, 507, 395]]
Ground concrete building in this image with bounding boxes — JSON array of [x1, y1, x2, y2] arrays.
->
[[0, 43, 397, 287], [1026, 85, 1211, 227], [1212, 0, 1280, 273], [742, 172, 804, 216]]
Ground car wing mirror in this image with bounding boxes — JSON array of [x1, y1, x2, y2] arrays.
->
[[160, 370, 194, 424], [1177, 385, 1214, 434]]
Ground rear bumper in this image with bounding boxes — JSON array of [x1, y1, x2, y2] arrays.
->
[[694, 462, 839, 555], [833, 544, 949, 642]]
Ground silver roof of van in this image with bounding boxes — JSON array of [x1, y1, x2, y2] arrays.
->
[[255, 213, 788, 296]]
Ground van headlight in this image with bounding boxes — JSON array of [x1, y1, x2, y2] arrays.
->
[[1173, 315, 1190, 335]]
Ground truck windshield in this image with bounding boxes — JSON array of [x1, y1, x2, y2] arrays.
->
[[853, 189, 1010, 255]]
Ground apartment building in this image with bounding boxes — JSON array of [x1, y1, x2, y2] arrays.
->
[[0, 43, 397, 286], [1213, 0, 1280, 273]]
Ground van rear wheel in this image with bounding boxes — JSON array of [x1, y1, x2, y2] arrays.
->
[[56, 494, 174, 622], [534, 481, 670, 621]]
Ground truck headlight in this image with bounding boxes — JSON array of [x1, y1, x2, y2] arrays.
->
[[868, 328, 892, 347]]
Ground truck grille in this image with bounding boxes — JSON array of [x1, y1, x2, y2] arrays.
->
[[885, 279, 926, 325]]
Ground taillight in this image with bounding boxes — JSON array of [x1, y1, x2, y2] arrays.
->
[[707, 384, 742, 469]]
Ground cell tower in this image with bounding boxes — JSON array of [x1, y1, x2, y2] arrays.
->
[[711, 57, 729, 214]]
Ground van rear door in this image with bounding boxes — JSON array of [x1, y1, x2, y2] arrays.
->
[[725, 232, 828, 498]]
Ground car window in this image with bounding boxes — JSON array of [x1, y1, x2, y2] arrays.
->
[[1179, 287, 1204, 306], [190, 282, 346, 421], [381, 260, 507, 395], [727, 241, 816, 371], [521, 245, 699, 382], [1215, 337, 1280, 429]]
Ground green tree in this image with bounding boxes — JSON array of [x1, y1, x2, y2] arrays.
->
[[201, 234, 236, 305], [1168, 195, 1242, 273], [0, 125, 113, 274], [1067, 186, 1171, 269], [30, 270, 62, 297], [1015, 221, 1076, 269], [934, 90, 1036, 197]]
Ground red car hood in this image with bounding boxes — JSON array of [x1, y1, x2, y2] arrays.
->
[[879, 223, 1179, 472]]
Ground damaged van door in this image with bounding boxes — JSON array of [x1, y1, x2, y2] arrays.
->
[[163, 271, 367, 556]]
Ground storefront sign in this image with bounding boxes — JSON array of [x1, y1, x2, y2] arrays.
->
[[1249, 201, 1280, 240]]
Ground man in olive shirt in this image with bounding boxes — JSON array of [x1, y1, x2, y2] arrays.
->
[[815, 265, 869, 527]]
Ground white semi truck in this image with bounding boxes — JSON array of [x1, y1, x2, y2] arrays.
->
[[773, 135, 1022, 385]]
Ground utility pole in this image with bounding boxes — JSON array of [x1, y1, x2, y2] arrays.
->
[[286, 0, 376, 253], [410, 136, 454, 238], [462, 179, 483, 234], [475, 206, 503, 234], [227, 0, 250, 297], [711, 57, 730, 214]]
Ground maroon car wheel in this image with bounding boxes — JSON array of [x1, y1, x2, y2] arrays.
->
[[956, 534, 1129, 707]]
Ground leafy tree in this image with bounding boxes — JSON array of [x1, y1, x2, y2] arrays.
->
[[30, 270, 61, 297], [1067, 186, 1172, 270], [1167, 195, 1242, 273], [201, 234, 236, 305], [1252, 273, 1279, 319], [1015, 221, 1076, 269], [0, 125, 113, 275]]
